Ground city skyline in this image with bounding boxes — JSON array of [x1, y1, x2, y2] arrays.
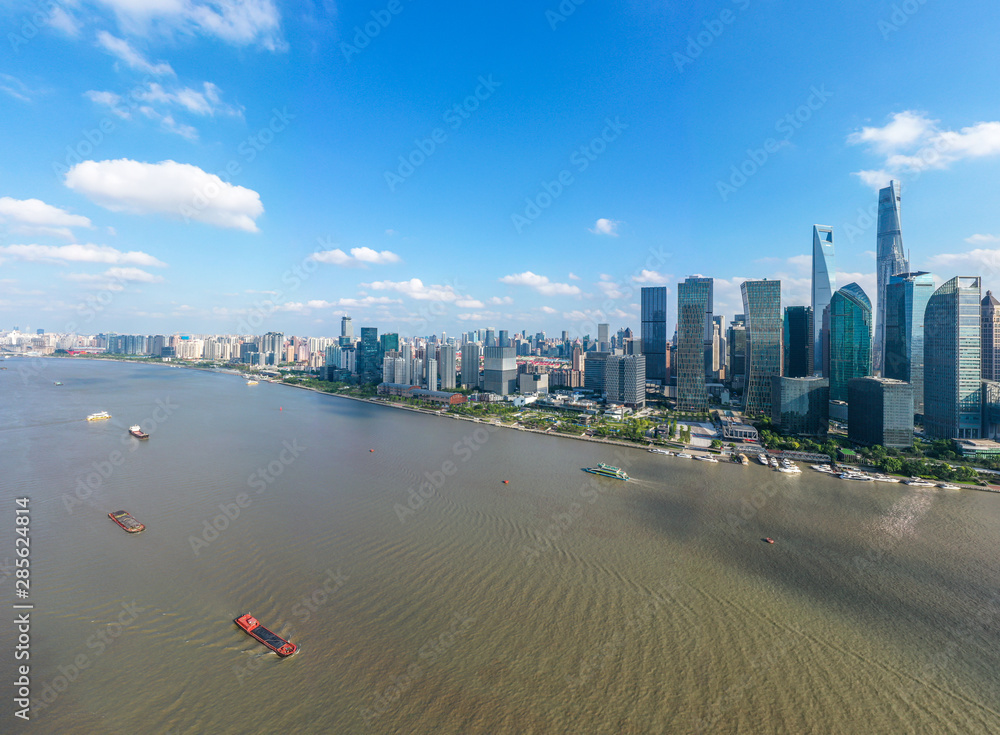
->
[[2, 3, 1000, 336]]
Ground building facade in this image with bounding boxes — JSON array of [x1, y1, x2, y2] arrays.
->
[[460, 342, 481, 388], [640, 286, 669, 384], [483, 346, 517, 396], [847, 377, 913, 448], [783, 305, 813, 378], [982, 291, 1000, 382], [741, 279, 782, 417], [438, 344, 457, 390], [924, 276, 982, 439], [829, 282, 872, 402], [771, 376, 829, 436], [677, 277, 713, 412], [604, 354, 646, 408], [874, 180, 908, 374], [884, 271, 934, 414], [811, 225, 836, 374], [584, 351, 611, 395]]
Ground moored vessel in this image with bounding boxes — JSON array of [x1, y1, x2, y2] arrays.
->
[[675, 452, 693, 459], [694, 454, 718, 463], [235, 614, 297, 656]]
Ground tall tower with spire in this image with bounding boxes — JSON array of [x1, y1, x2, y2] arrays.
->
[[874, 180, 908, 374]]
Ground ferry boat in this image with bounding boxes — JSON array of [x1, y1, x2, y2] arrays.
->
[[235, 614, 297, 657], [583, 463, 630, 480], [108, 510, 145, 533], [246, 380, 259, 386], [87, 411, 111, 421], [778, 459, 801, 473], [128, 425, 149, 439], [693, 454, 718, 463], [675, 452, 693, 459]]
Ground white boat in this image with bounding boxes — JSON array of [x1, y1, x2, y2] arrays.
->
[[811, 464, 834, 473], [649, 448, 671, 455], [694, 455, 718, 463], [904, 478, 935, 487], [675, 452, 692, 459], [738, 454, 749, 465], [839, 472, 873, 482], [938, 483, 960, 490], [768, 457, 779, 467], [757, 454, 770, 465], [86, 411, 111, 421]]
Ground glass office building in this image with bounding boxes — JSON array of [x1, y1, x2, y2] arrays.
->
[[783, 305, 813, 378], [847, 377, 914, 448], [924, 277, 982, 439], [884, 271, 933, 414], [741, 279, 782, 417], [812, 225, 835, 374], [875, 180, 908, 374], [771, 376, 828, 436], [677, 277, 713, 412], [829, 283, 872, 402], [641, 286, 669, 384]]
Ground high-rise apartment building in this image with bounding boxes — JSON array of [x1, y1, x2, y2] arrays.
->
[[677, 277, 713, 412], [741, 279, 782, 416], [604, 354, 646, 408], [812, 225, 835, 373], [438, 344, 457, 390], [884, 271, 934, 414], [925, 277, 982, 439], [875, 180, 908, 374], [460, 342, 481, 388], [829, 283, 872, 402], [640, 286, 669, 384]]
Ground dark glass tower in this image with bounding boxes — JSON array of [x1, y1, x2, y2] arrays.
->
[[783, 306, 813, 378], [640, 286, 669, 384], [741, 279, 782, 417], [829, 283, 872, 402], [677, 277, 713, 412], [884, 272, 933, 414]]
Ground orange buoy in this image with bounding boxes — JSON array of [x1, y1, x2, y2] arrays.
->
[[503, 480, 509, 484], [370, 449, 374, 452]]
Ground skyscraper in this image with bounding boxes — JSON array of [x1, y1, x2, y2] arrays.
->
[[604, 354, 646, 408], [811, 225, 835, 374], [884, 271, 934, 414], [727, 316, 747, 393], [677, 277, 713, 412], [438, 344, 457, 390], [874, 180, 908, 374], [358, 327, 379, 380], [848, 377, 914, 448], [982, 291, 1000, 382], [741, 279, 782, 417], [829, 282, 872, 402], [640, 286, 669, 384], [460, 342, 481, 388], [597, 323, 610, 353], [341, 315, 353, 339], [483, 346, 516, 395], [925, 277, 982, 439], [783, 306, 813, 378]]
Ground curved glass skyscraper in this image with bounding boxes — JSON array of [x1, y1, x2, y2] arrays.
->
[[875, 180, 908, 374], [829, 282, 872, 402]]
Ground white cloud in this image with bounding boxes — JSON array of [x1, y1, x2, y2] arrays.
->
[[96, 31, 175, 75], [309, 247, 400, 267], [0, 197, 92, 236], [540, 306, 558, 314], [136, 81, 240, 116], [568, 272, 580, 280], [456, 298, 485, 308], [589, 218, 621, 236], [499, 271, 581, 296], [64, 159, 264, 232], [48, 6, 81, 36], [66, 266, 164, 290], [849, 111, 1000, 188], [966, 234, 1000, 245], [0, 73, 33, 103], [385, 229, 398, 236], [364, 278, 466, 302], [96, 0, 285, 50], [0, 242, 166, 267], [490, 296, 513, 305], [631, 269, 670, 284], [927, 249, 1000, 278]]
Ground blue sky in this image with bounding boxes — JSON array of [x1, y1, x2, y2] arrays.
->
[[2, 0, 1000, 339]]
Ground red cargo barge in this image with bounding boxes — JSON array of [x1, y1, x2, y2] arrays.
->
[[235, 614, 297, 657]]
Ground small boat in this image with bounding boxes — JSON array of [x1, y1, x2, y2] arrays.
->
[[108, 510, 145, 533], [738, 454, 749, 465], [87, 411, 111, 421], [246, 380, 259, 386], [54, 381, 63, 385], [583, 463, 630, 480], [675, 452, 692, 459], [776, 466, 799, 474], [811, 465, 834, 473], [763, 537, 775, 544], [649, 448, 671, 455], [128, 425, 149, 439], [769, 457, 779, 468], [757, 454, 770, 466], [234, 614, 297, 657], [839, 472, 873, 482], [694, 455, 718, 463], [938, 483, 960, 490], [904, 479, 935, 487]]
